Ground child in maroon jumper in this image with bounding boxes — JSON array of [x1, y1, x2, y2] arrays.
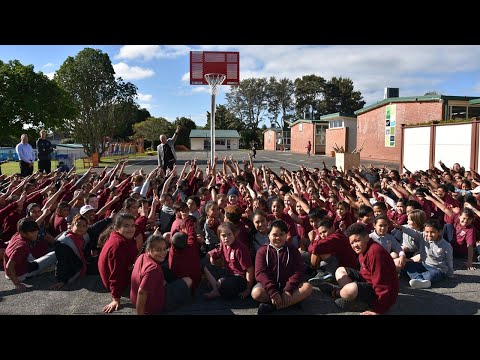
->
[[204, 222, 254, 300], [130, 235, 192, 315], [99, 213, 138, 313], [321, 223, 399, 315], [252, 220, 313, 315], [4, 218, 55, 291]]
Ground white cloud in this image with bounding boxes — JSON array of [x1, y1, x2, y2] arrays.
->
[[139, 103, 152, 110], [43, 62, 54, 68], [181, 72, 190, 82], [137, 92, 153, 102], [191, 87, 210, 93], [45, 72, 55, 79], [112, 62, 154, 80], [116, 45, 192, 61]]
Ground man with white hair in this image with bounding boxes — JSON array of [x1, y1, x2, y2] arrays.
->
[[16, 134, 35, 176], [157, 125, 180, 172]]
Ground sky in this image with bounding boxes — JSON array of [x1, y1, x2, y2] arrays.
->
[[1, 45, 479, 128]]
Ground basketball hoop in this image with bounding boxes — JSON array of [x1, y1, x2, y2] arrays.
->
[[205, 73, 226, 95]]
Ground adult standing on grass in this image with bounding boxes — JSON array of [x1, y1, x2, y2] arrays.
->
[[158, 125, 180, 173], [36, 129, 53, 174], [16, 134, 35, 177]]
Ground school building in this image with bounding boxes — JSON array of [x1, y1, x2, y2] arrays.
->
[[287, 113, 357, 155], [355, 95, 480, 163], [189, 129, 240, 151]]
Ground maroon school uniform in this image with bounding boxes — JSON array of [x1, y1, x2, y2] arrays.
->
[[451, 213, 476, 256], [168, 217, 202, 290], [52, 214, 67, 238], [130, 253, 166, 315], [4, 233, 30, 277], [208, 239, 252, 277], [98, 231, 138, 299], [169, 218, 183, 236], [333, 212, 355, 231], [255, 242, 304, 299], [2, 211, 22, 243], [308, 229, 358, 269], [358, 239, 399, 314]]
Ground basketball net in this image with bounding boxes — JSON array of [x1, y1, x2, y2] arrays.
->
[[205, 73, 226, 95]]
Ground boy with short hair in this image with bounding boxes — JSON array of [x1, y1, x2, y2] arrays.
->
[[4, 218, 56, 291], [320, 223, 399, 315], [252, 220, 313, 315]]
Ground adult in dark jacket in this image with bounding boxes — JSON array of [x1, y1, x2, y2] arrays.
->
[[251, 220, 312, 315], [157, 126, 180, 172], [36, 129, 53, 174]]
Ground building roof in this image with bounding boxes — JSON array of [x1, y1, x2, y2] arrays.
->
[[355, 95, 479, 115], [469, 98, 480, 106], [320, 112, 357, 120], [262, 127, 283, 134], [289, 119, 328, 127], [189, 129, 240, 138]]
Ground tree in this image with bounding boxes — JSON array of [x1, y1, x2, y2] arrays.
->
[[323, 77, 365, 115], [205, 105, 241, 131], [424, 91, 441, 96], [55, 48, 138, 159], [0, 59, 75, 145], [132, 117, 171, 150], [118, 107, 151, 140], [174, 117, 196, 148], [226, 77, 269, 143], [294, 74, 326, 120], [267, 77, 295, 130]]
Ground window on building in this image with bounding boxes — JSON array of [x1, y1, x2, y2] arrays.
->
[[329, 119, 344, 128], [468, 106, 480, 119], [215, 139, 225, 145], [299, 123, 303, 132], [450, 106, 467, 120]]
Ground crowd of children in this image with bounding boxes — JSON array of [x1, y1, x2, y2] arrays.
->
[[1, 155, 479, 315]]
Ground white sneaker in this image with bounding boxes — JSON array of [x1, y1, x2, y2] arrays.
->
[[409, 279, 431, 289]]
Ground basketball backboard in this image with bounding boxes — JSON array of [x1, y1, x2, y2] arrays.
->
[[190, 51, 240, 85]]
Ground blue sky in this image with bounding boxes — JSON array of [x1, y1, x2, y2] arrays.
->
[[1, 45, 479, 128]]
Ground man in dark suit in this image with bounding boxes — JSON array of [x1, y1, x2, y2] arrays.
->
[[158, 126, 180, 172], [36, 129, 53, 173]]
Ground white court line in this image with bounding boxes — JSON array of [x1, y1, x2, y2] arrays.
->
[[255, 155, 309, 168]]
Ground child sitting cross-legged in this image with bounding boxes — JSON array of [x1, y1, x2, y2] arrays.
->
[[394, 218, 454, 289]]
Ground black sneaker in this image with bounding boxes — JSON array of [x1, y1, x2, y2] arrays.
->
[[334, 298, 370, 312], [257, 303, 277, 315]]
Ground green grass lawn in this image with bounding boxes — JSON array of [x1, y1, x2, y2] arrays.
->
[[0, 153, 142, 176]]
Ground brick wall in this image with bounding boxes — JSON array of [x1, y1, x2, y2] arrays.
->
[[357, 101, 443, 163], [326, 128, 348, 155], [263, 130, 277, 151], [291, 123, 314, 154]]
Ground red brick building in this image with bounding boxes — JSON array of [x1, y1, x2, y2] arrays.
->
[[289, 119, 328, 154], [355, 95, 480, 163]]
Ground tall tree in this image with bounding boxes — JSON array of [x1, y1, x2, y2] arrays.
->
[[174, 117, 196, 148], [118, 107, 151, 140], [267, 77, 295, 130], [205, 104, 241, 131], [0, 59, 74, 145], [294, 74, 326, 119], [323, 77, 365, 114], [226, 77, 269, 139], [55, 48, 138, 158], [132, 117, 171, 150]]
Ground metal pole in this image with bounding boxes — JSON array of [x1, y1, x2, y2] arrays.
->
[[211, 93, 216, 165]]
